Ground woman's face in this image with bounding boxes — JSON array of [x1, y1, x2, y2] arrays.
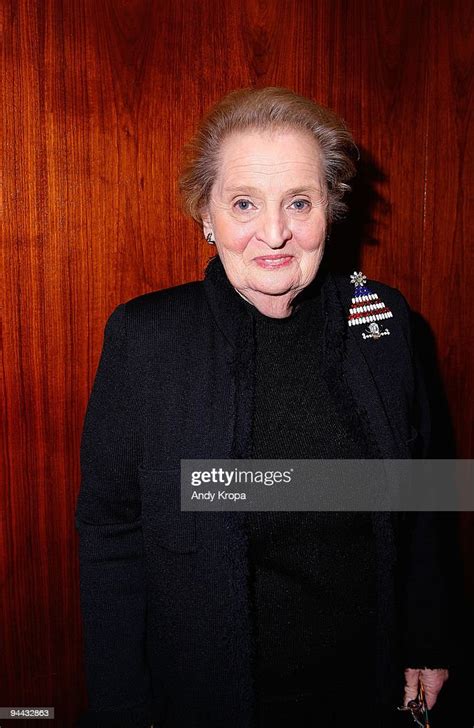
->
[[201, 128, 328, 316]]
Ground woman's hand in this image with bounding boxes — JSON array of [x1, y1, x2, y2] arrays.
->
[[403, 667, 449, 709]]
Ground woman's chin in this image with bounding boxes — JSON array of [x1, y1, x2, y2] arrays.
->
[[249, 273, 296, 296]]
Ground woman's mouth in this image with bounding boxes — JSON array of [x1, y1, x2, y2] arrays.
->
[[254, 255, 294, 269]]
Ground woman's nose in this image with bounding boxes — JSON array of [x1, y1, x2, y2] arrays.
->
[[256, 208, 292, 248]]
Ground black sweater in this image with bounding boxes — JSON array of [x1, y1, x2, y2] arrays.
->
[[240, 288, 377, 700]]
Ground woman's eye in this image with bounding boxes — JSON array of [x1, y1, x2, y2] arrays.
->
[[291, 199, 311, 211], [234, 199, 253, 211]]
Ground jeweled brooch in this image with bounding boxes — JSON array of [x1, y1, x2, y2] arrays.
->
[[348, 271, 393, 339]]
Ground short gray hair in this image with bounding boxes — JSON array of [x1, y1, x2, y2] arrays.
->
[[178, 86, 358, 225]]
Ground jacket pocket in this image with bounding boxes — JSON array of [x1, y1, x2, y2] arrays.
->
[[138, 466, 197, 553]]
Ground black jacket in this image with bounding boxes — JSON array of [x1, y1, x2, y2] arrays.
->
[[75, 255, 450, 727]]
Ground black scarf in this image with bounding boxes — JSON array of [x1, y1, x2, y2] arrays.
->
[[203, 254, 400, 706]]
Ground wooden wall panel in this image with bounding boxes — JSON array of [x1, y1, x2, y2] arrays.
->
[[1, 0, 472, 724]]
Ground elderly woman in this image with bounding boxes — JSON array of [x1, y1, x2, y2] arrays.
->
[[75, 88, 450, 728]]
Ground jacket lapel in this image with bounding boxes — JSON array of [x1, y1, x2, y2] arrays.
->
[[330, 275, 411, 459]]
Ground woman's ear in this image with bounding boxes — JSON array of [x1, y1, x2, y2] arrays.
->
[[200, 206, 212, 238]]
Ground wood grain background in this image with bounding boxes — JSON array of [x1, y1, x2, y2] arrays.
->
[[1, 0, 472, 724]]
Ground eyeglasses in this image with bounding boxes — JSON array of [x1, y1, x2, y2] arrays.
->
[[397, 678, 430, 727]]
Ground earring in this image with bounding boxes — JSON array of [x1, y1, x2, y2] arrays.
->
[[206, 232, 215, 245]]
